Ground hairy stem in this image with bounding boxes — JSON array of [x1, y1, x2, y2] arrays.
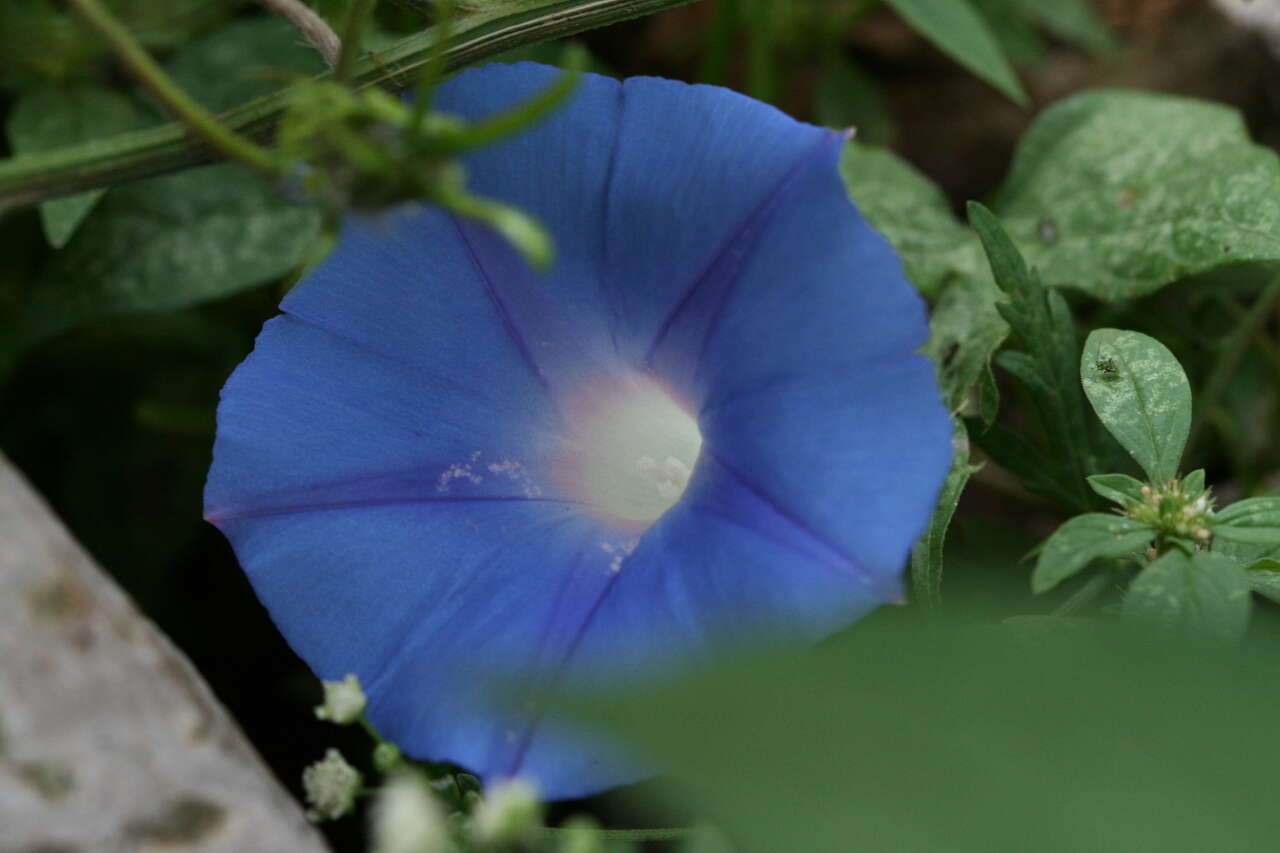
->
[[0, 0, 699, 213], [65, 0, 281, 177], [259, 0, 342, 67]]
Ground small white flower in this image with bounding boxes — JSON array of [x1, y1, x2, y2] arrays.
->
[[315, 673, 367, 724], [370, 772, 451, 853], [302, 748, 362, 821], [470, 778, 542, 846]]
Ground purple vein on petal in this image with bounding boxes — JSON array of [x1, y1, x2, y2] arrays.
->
[[451, 215, 553, 393], [699, 450, 890, 597], [641, 130, 844, 373]]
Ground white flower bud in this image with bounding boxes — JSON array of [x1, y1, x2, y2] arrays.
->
[[470, 778, 542, 846], [302, 748, 362, 822], [370, 772, 451, 853], [315, 673, 367, 724]]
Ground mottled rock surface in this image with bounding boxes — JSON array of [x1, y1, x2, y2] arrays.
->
[[0, 453, 329, 853]]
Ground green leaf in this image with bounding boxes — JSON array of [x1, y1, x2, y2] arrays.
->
[[164, 16, 328, 113], [840, 142, 980, 301], [969, 419, 1074, 507], [1086, 473, 1146, 507], [1081, 329, 1192, 483], [1032, 513, 1152, 593], [567, 616, 1280, 853], [1211, 497, 1280, 547], [13, 165, 320, 350], [997, 91, 1280, 300], [5, 85, 146, 248], [815, 56, 895, 145], [910, 420, 981, 608], [969, 202, 1095, 509], [1125, 551, 1251, 644], [1020, 0, 1117, 55], [882, 0, 1027, 104], [1181, 468, 1206, 495], [1247, 567, 1280, 605]]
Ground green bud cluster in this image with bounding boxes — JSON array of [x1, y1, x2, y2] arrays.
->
[[1123, 478, 1214, 544]]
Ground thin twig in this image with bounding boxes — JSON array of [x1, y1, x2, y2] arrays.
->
[[259, 0, 341, 68]]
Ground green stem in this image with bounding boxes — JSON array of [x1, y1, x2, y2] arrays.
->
[[0, 0, 700, 212], [64, 0, 281, 177], [1187, 276, 1280, 452], [335, 0, 380, 82]]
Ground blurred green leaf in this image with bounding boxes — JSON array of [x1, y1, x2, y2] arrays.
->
[[1081, 329, 1192, 482], [11, 164, 319, 351], [1086, 472, 1146, 506], [1032, 512, 1152, 593], [997, 91, 1280, 300], [1125, 550, 1251, 643], [1021, 0, 1117, 54], [816, 57, 894, 145], [910, 419, 979, 607], [882, 0, 1027, 104], [1248, 567, 1280, 604], [165, 16, 329, 113], [1212, 497, 1280, 548], [5, 85, 146, 248], [571, 615, 1280, 853], [1182, 468, 1206, 495]]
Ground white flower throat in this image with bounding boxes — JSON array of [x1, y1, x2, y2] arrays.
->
[[563, 376, 703, 528]]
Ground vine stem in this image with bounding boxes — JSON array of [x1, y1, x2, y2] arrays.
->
[[64, 0, 282, 177], [0, 0, 699, 213], [334, 0, 380, 82], [259, 0, 341, 67]]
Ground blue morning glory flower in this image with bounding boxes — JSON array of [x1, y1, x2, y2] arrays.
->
[[204, 62, 951, 799]]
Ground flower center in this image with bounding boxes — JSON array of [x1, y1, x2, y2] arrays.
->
[[563, 375, 703, 529]]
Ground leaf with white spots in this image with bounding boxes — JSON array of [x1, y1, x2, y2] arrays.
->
[[1032, 512, 1153, 594], [1081, 329, 1191, 483], [997, 90, 1280, 300], [1125, 550, 1251, 644]]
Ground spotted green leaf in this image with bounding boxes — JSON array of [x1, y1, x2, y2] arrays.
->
[[1211, 497, 1280, 548], [1081, 329, 1191, 483], [1032, 513, 1153, 593], [1125, 551, 1251, 644], [998, 91, 1280, 300]]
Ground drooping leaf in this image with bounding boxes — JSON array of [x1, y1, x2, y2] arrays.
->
[[1086, 473, 1146, 507], [5, 85, 146, 248], [1211, 497, 1280, 548], [1032, 513, 1153, 593], [910, 419, 981, 608], [882, 0, 1027, 104], [997, 91, 1280, 300], [1081, 329, 1192, 483], [12, 164, 320, 351], [1125, 550, 1251, 644]]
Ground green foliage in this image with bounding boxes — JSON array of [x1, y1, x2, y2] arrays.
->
[[5, 85, 147, 247], [882, 0, 1026, 104], [1124, 550, 1251, 644], [1080, 329, 1193, 482], [910, 420, 980, 607], [1085, 472, 1146, 506], [10, 164, 320, 352], [571, 615, 1280, 853], [998, 91, 1280, 300], [1031, 513, 1152, 593], [1211, 497, 1280, 548]]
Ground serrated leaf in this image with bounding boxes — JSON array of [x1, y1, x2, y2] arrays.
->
[[5, 86, 146, 248], [997, 91, 1280, 300], [13, 165, 320, 350], [882, 0, 1027, 104], [1081, 329, 1192, 482], [968, 419, 1075, 508], [1125, 551, 1251, 644], [1086, 473, 1146, 507], [1211, 497, 1280, 547], [911, 420, 981, 608], [1032, 513, 1152, 593]]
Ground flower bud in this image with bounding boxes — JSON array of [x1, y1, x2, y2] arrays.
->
[[372, 742, 403, 773], [470, 779, 542, 846], [302, 748, 361, 822], [315, 673, 367, 724], [370, 772, 451, 853]]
